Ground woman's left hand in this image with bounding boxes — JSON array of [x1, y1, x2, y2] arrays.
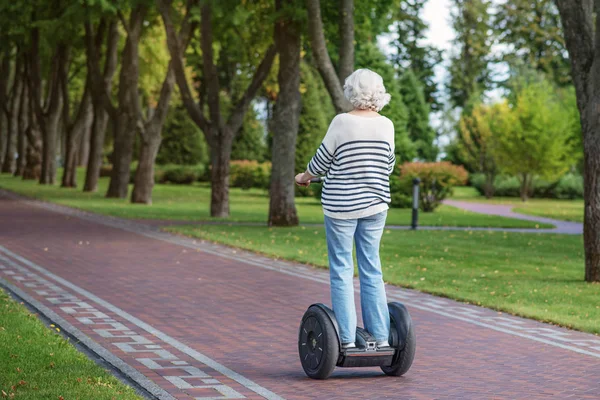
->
[[295, 173, 310, 187]]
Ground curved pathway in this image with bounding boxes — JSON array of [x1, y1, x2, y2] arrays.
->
[[0, 190, 598, 400], [444, 200, 583, 235]]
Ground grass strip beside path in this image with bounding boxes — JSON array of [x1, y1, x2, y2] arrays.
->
[[0, 289, 140, 399], [167, 224, 599, 335], [0, 173, 551, 229]]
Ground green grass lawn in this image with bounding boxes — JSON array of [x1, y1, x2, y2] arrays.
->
[[0, 289, 140, 399], [167, 224, 599, 335], [451, 186, 584, 223], [0, 171, 551, 228]]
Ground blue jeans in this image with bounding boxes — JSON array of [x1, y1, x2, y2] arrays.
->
[[324, 211, 390, 344]]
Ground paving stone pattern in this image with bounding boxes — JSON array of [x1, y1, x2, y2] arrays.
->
[[0, 191, 599, 400]]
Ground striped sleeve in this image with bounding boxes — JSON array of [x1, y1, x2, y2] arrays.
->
[[388, 151, 396, 175], [307, 116, 339, 176]]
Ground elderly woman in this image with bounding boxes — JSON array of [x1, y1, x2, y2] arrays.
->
[[295, 68, 395, 349]]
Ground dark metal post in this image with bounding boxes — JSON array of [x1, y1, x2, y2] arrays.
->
[[411, 178, 420, 230]]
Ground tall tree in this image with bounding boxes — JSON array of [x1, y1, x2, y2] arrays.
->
[[1, 55, 23, 174], [0, 50, 9, 168], [61, 75, 93, 187], [391, 0, 443, 109], [103, 5, 147, 198], [448, 0, 493, 108], [493, 80, 575, 201], [83, 19, 119, 192], [305, 0, 352, 113], [159, 0, 276, 217], [495, 0, 570, 87], [268, 0, 301, 226], [337, 0, 354, 84], [14, 74, 29, 177], [458, 102, 499, 198], [27, 23, 69, 184], [554, 0, 600, 282], [399, 69, 436, 161]]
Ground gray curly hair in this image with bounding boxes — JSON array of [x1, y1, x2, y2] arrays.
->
[[343, 69, 391, 112]]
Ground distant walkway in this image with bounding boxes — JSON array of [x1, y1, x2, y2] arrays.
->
[[444, 200, 583, 235]]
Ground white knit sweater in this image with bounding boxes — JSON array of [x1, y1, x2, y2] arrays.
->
[[307, 113, 396, 219]]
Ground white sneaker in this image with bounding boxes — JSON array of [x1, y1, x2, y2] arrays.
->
[[376, 340, 390, 348], [341, 342, 356, 349]]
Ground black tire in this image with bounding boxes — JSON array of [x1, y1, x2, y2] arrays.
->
[[298, 306, 339, 379], [381, 302, 416, 377]]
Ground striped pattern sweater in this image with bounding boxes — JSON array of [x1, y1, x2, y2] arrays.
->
[[307, 113, 396, 219]]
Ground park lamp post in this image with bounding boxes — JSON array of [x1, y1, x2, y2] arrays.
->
[[411, 178, 421, 230]]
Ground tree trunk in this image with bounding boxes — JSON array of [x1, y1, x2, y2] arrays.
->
[[338, 0, 355, 84], [14, 80, 28, 176], [2, 58, 23, 174], [131, 133, 161, 204], [269, 0, 300, 226], [83, 108, 109, 191], [0, 51, 10, 167], [210, 131, 233, 218], [131, 65, 175, 204], [484, 172, 494, 199], [105, 7, 146, 199], [84, 20, 119, 192], [306, 0, 353, 114], [33, 42, 68, 185], [40, 111, 62, 184], [554, 0, 599, 282], [77, 120, 91, 167], [582, 130, 600, 281], [519, 173, 529, 202], [0, 112, 7, 168], [62, 79, 93, 188], [106, 114, 137, 198]]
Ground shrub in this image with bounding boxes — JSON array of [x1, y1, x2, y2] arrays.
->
[[389, 173, 413, 208], [400, 162, 468, 212], [471, 173, 583, 200], [159, 165, 204, 184], [229, 160, 271, 190], [553, 173, 583, 199], [157, 106, 209, 166]]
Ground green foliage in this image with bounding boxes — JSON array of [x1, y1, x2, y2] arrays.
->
[[355, 42, 415, 163], [493, 79, 576, 196], [318, 0, 396, 66], [399, 69, 437, 160], [494, 0, 570, 87], [296, 62, 335, 172], [229, 160, 271, 190], [157, 105, 209, 166], [400, 162, 469, 211], [232, 105, 268, 162], [390, 0, 443, 109], [389, 169, 413, 208], [448, 0, 493, 108], [158, 164, 205, 185], [471, 173, 583, 200]]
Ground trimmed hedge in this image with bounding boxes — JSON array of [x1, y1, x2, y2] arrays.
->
[[471, 173, 583, 199]]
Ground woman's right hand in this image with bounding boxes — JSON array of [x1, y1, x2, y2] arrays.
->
[[295, 172, 310, 187]]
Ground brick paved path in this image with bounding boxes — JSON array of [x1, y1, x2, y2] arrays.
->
[[1, 191, 599, 400]]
